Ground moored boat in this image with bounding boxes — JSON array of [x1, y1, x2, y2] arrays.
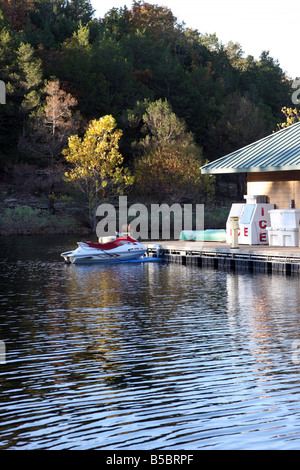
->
[[61, 234, 147, 264]]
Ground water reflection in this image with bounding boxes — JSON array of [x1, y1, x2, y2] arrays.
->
[[1, 236, 300, 449], [226, 273, 300, 357]]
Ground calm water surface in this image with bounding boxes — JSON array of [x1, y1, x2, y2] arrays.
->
[[1, 235, 300, 450]]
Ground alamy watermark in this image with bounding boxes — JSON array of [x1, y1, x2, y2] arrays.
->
[[291, 77, 300, 104], [292, 340, 300, 364], [0, 340, 6, 364], [95, 196, 204, 240], [0, 80, 6, 105]]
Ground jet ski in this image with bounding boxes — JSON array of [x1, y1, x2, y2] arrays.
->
[[61, 234, 147, 264]]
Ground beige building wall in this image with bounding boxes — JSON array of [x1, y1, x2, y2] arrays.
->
[[247, 170, 300, 209]]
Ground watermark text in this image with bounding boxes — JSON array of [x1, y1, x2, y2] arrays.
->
[[291, 77, 300, 105], [0, 80, 6, 104], [96, 196, 204, 240], [0, 340, 6, 364], [292, 340, 300, 364]]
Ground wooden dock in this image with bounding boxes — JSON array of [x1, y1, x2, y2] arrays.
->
[[146, 241, 300, 275]]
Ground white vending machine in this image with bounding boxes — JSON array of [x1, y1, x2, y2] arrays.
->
[[226, 196, 274, 245]]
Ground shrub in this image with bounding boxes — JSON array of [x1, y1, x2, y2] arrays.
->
[[0, 205, 79, 235], [0, 206, 48, 234]]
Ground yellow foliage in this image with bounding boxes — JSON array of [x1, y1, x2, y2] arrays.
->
[[63, 115, 133, 208], [277, 107, 300, 129]]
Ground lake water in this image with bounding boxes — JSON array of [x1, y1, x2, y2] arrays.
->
[[1, 235, 300, 450]]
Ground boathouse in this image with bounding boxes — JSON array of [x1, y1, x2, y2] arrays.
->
[[201, 121, 300, 209], [147, 122, 300, 273]]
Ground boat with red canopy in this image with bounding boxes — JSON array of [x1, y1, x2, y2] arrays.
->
[[61, 234, 147, 264]]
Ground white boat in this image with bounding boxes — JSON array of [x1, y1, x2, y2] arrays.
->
[[61, 234, 147, 264]]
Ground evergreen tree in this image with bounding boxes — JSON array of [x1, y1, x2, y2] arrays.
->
[[0, 0, 295, 205], [132, 99, 214, 202], [16, 42, 43, 136]]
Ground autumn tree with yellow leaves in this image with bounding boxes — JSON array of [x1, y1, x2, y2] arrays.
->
[[63, 115, 134, 228], [277, 107, 300, 129]]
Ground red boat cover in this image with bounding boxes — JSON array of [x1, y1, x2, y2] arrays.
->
[[82, 235, 138, 251]]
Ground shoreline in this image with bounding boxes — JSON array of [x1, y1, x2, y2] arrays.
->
[[0, 218, 91, 237], [0, 183, 229, 237]]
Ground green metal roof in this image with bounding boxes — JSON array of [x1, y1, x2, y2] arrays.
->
[[201, 121, 300, 174]]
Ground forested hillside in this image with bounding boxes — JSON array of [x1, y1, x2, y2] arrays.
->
[[0, 0, 296, 231]]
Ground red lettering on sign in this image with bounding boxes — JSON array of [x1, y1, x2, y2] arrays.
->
[[244, 227, 248, 236], [260, 232, 267, 242], [261, 207, 264, 216], [259, 220, 267, 229]]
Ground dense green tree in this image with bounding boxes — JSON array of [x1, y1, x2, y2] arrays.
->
[[137, 98, 190, 149], [59, 21, 96, 115], [0, 11, 17, 163], [239, 51, 291, 118], [206, 92, 274, 199], [131, 99, 214, 202], [0, 0, 295, 204], [16, 42, 43, 135], [64, 0, 95, 23], [208, 92, 272, 159], [99, 7, 131, 41], [23, 0, 95, 49]]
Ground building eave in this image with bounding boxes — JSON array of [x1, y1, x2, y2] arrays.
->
[[200, 121, 300, 175], [201, 164, 300, 175]]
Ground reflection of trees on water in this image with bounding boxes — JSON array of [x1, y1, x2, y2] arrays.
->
[[4, 235, 300, 400], [57, 263, 233, 389], [225, 273, 300, 382]]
